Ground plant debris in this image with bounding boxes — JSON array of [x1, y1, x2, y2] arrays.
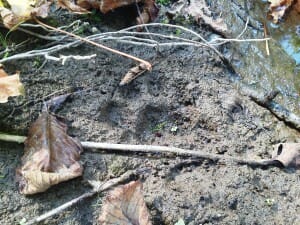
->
[[0, 64, 24, 103], [98, 180, 152, 225], [268, 0, 300, 23], [0, 0, 50, 29], [119, 63, 149, 86], [16, 112, 83, 195], [58, 0, 159, 25], [271, 143, 300, 169]]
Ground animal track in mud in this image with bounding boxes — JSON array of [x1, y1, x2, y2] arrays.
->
[[135, 103, 169, 141], [98, 101, 125, 126]]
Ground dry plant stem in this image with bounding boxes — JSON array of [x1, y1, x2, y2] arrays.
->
[[239, 84, 300, 130], [0, 134, 271, 167], [81, 142, 271, 167], [0, 23, 269, 64], [34, 18, 152, 70], [23, 170, 136, 225], [0, 133, 26, 143]]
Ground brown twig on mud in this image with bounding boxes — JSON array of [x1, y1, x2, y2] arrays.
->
[[23, 170, 138, 225], [33, 17, 152, 71], [0, 134, 276, 168], [80, 141, 275, 167], [238, 83, 300, 130]]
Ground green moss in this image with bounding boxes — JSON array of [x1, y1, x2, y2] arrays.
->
[[156, 0, 171, 5]]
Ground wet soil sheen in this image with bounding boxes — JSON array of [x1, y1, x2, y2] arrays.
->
[[0, 2, 300, 225]]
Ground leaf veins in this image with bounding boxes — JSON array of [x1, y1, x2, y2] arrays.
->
[[98, 180, 152, 225], [16, 112, 83, 195]]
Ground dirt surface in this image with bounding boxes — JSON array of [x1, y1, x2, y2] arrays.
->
[[0, 2, 300, 225]]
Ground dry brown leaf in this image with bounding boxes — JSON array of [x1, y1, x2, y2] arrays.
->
[[0, 0, 50, 29], [271, 143, 300, 169], [57, 0, 90, 14], [16, 112, 83, 195], [119, 63, 148, 86], [58, 0, 158, 24], [268, 0, 295, 23], [0, 65, 24, 103], [294, 0, 300, 12], [98, 180, 152, 225]]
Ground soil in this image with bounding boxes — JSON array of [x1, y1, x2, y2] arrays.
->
[[0, 2, 300, 225]]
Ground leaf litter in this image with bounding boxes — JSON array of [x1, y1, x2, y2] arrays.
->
[[98, 180, 152, 225], [16, 111, 83, 195], [0, 64, 24, 103]]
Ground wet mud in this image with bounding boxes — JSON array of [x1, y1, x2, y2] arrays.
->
[[0, 1, 300, 225]]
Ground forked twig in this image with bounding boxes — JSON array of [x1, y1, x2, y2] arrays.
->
[[33, 17, 152, 71]]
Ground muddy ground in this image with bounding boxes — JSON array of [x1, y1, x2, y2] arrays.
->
[[0, 2, 300, 225]]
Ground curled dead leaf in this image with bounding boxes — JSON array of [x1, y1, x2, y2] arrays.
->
[[268, 0, 295, 23], [0, 0, 50, 29], [16, 112, 83, 195], [57, 0, 158, 25], [98, 180, 152, 225], [119, 63, 148, 86], [271, 143, 300, 169], [57, 0, 90, 14], [0, 65, 24, 103]]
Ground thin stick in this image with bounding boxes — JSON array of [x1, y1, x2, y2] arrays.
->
[[0, 133, 26, 143], [239, 83, 300, 130], [81, 142, 272, 167], [23, 170, 136, 225], [0, 134, 273, 167], [34, 18, 152, 71]]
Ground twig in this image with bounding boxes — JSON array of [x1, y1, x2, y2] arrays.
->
[[33, 18, 152, 71], [45, 53, 97, 65], [0, 133, 26, 143], [81, 142, 273, 167], [0, 23, 268, 64], [238, 83, 300, 130], [23, 170, 137, 225], [0, 134, 274, 167]]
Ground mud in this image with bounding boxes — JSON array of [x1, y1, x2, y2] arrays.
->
[[0, 1, 300, 225]]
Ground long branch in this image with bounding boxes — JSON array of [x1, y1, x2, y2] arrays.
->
[[0, 134, 274, 167], [34, 18, 152, 70]]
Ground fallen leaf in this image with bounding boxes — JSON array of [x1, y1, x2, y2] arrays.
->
[[271, 143, 300, 169], [57, 0, 90, 14], [119, 63, 148, 86], [16, 112, 83, 195], [58, 0, 158, 24], [98, 180, 152, 225], [0, 65, 24, 103], [294, 0, 300, 12], [0, 0, 50, 29], [268, 0, 295, 23]]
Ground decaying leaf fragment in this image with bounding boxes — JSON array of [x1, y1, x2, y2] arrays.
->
[[119, 63, 148, 86], [0, 0, 51, 29], [271, 143, 300, 169], [99, 180, 152, 225], [0, 64, 24, 103], [268, 0, 295, 23], [16, 112, 83, 195], [57, 0, 158, 25]]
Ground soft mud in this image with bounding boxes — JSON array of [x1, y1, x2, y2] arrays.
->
[[0, 1, 300, 225]]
